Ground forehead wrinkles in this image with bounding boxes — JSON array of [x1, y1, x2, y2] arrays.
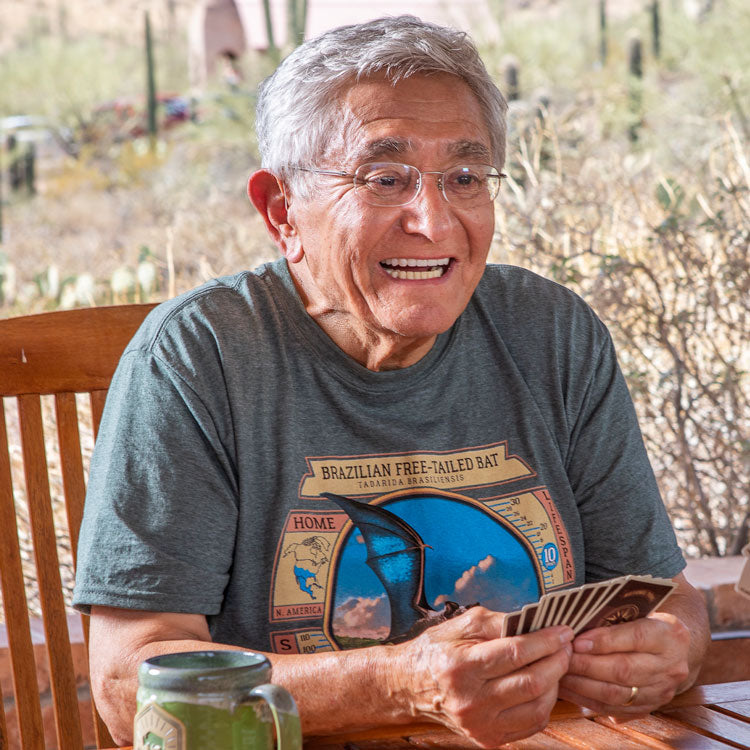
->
[[346, 137, 492, 164], [317, 75, 492, 167], [333, 117, 492, 168]]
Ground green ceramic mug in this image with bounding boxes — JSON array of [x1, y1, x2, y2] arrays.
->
[[134, 650, 301, 750]]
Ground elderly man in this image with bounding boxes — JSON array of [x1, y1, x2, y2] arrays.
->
[[74, 15, 708, 748]]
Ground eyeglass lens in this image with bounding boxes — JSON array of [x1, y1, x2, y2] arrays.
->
[[353, 163, 500, 206]]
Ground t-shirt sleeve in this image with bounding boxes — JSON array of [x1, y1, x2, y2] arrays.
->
[[73, 346, 239, 615], [565, 330, 685, 582]]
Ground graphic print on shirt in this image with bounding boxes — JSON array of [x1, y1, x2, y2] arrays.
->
[[268, 442, 574, 654]]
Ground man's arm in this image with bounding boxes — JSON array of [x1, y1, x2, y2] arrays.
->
[[558, 572, 709, 718], [90, 605, 574, 748]]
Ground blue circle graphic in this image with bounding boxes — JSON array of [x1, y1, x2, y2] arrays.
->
[[541, 543, 559, 571]]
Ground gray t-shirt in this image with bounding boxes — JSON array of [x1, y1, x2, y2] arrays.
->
[[73, 259, 684, 654]]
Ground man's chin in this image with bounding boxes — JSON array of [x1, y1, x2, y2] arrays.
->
[[380, 310, 460, 342]]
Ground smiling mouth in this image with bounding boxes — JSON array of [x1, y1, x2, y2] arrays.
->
[[380, 257, 452, 280]]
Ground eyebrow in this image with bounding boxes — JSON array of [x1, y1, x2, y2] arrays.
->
[[357, 138, 492, 163], [359, 137, 411, 161], [448, 140, 493, 162]]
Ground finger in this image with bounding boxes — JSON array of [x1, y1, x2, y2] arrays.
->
[[474, 684, 560, 747], [558, 679, 655, 718], [492, 647, 572, 708], [572, 617, 670, 656], [560, 674, 646, 707], [567, 649, 663, 686], [469, 626, 573, 679]]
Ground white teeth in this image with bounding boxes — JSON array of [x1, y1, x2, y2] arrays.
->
[[382, 267, 445, 280], [381, 257, 451, 268], [380, 258, 451, 280]]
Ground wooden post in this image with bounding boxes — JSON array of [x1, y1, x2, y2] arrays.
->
[[145, 11, 158, 148], [599, 0, 608, 66]]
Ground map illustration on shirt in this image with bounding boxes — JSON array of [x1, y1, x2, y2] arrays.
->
[[282, 536, 330, 599], [268, 442, 576, 655]]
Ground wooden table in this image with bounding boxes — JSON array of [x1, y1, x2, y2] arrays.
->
[[304, 680, 750, 749]]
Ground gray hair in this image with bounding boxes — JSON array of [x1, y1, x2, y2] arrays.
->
[[255, 15, 508, 188]]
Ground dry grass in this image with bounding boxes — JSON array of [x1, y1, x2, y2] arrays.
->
[[493, 104, 749, 559], [2, 134, 277, 312]]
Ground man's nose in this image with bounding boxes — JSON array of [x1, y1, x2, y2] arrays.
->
[[401, 173, 456, 241]]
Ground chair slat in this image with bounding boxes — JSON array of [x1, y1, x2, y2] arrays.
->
[[0, 400, 46, 750], [90, 390, 108, 438], [18, 394, 84, 750], [56, 394, 121, 746], [55, 393, 87, 566], [0, 403, 44, 750]]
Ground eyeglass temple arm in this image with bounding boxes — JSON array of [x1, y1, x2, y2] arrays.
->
[[295, 167, 352, 177]]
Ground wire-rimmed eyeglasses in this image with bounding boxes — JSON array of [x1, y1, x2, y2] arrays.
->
[[291, 162, 506, 207]]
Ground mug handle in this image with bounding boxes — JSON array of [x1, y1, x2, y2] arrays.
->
[[249, 683, 302, 749]]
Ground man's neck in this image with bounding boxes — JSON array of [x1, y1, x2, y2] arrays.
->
[[310, 311, 438, 371], [286, 267, 438, 371]]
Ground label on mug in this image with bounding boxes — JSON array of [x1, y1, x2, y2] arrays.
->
[[134, 702, 187, 750]]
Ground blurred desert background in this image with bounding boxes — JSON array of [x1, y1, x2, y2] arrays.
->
[[1, 0, 748, 564]]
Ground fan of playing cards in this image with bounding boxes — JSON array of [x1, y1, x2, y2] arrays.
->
[[502, 574, 677, 637]]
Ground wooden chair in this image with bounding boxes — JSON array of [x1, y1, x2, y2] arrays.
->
[[0, 304, 156, 750]]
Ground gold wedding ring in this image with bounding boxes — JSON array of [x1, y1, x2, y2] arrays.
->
[[623, 685, 639, 706]]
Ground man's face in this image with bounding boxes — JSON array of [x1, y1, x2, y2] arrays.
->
[[286, 73, 497, 346]]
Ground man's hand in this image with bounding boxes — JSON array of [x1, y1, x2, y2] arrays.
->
[[394, 607, 574, 748], [558, 612, 690, 719], [558, 572, 709, 720]]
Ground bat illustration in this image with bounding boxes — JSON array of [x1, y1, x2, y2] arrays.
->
[[322, 492, 475, 643]]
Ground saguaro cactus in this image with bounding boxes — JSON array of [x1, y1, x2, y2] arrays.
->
[[24, 144, 35, 196], [261, 0, 278, 60], [651, 1, 661, 59], [628, 33, 643, 79], [145, 11, 157, 145], [502, 55, 520, 102], [627, 33, 644, 142], [287, 0, 308, 47]]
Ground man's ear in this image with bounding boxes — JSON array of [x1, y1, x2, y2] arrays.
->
[[247, 170, 304, 262]]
